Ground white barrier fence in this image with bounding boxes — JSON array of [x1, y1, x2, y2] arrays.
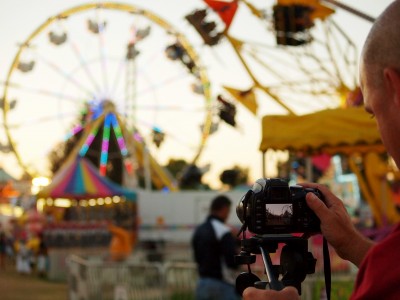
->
[[67, 255, 355, 300], [67, 255, 197, 300]]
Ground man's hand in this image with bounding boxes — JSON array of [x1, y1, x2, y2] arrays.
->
[[243, 286, 300, 300], [300, 182, 374, 267]]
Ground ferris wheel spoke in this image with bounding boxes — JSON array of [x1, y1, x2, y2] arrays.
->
[[113, 100, 206, 112], [96, 8, 110, 96], [330, 21, 357, 82], [125, 48, 172, 99], [284, 46, 337, 89], [269, 79, 335, 93], [243, 46, 304, 77], [136, 71, 191, 97], [243, 46, 327, 100], [109, 58, 126, 97], [241, 39, 285, 51], [133, 104, 205, 112], [110, 58, 127, 95], [123, 45, 172, 91], [245, 50, 286, 82], [59, 23, 103, 96], [318, 27, 343, 85], [134, 117, 199, 151], [112, 25, 165, 104], [1, 81, 84, 103], [34, 52, 95, 98], [6, 112, 78, 129], [243, 37, 342, 92], [138, 47, 166, 72], [323, 21, 357, 87]]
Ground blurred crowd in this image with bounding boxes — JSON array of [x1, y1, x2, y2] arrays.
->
[[0, 227, 48, 278]]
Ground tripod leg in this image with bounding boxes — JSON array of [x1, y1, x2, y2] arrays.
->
[[259, 246, 284, 291]]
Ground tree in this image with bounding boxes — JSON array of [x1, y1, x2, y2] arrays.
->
[[164, 158, 189, 179], [164, 158, 211, 190], [220, 165, 249, 188]]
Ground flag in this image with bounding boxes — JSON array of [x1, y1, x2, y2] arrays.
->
[[223, 86, 258, 115], [204, 0, 238, 31]]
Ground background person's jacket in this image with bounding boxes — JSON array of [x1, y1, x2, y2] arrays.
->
[[192, 215, 238, 284]]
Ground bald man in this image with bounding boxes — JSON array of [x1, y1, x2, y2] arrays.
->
[[244, 1, 400, 299]]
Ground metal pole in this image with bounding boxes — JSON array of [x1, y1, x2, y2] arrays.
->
[[144, 145, 152, 191], [305, 156, 313, 182], [322, 0, 376, 23], [262, 151, 266, 178]]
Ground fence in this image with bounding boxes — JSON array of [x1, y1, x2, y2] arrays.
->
[[67, 254, 355, 300], [67, 255, 197, 300]]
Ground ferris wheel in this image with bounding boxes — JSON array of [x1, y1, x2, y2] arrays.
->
[[2, 2, 213, 186]]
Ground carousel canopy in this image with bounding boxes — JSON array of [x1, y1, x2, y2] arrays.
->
[[37, 157, 136, 201], [259, 106, 385, 154]]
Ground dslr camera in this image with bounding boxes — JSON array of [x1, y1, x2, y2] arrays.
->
[[235, 178, 327, 296], [237, 178, 322, 235]]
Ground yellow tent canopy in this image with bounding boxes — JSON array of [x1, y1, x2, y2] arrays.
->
[[260, 106, 384, 154], [259, 106, 400, 227]]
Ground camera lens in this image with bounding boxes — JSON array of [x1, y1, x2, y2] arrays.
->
[[236, 195, 245, 224]]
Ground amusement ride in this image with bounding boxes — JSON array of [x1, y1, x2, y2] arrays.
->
[[2, 2, 214, 191]]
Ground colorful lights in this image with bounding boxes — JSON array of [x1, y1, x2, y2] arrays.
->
[[111, 114, 133, 174], [99, 113, 112, 175], [36, 196, 124, 208], [79, 125, 99, 156], [74, 112, 133, 176], [64, 124, 83, 141], [111, 114, 128, 156]]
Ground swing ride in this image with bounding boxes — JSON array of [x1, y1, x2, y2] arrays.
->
[[186, 0, 360, 117]]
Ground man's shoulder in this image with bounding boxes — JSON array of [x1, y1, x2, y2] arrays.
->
[[210, 218, 231, 240], [193, 219, 213, 237]]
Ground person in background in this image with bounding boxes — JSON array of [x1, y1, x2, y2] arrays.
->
[[26, 234, 40, 272], [0, 231, 6, 269], [36, 234, 49, 278], [243, 1, 400, 299], [108, 223, 133, 261], [191, 195, 240, 300], [15, 238, 32, 275]]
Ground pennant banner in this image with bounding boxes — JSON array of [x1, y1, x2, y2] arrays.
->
[[203, 0, 238, 30], [223, 86, 258, 115]]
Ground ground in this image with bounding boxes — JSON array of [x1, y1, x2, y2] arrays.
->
[[0, 260, 68, 300]]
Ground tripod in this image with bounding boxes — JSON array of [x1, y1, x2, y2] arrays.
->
[[235, 235, 316, 296]]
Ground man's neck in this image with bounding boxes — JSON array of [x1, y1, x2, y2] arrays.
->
[[209, 214, 225, 223]]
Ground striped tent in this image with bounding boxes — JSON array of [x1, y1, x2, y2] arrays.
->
[[37, 156, 136, 201]]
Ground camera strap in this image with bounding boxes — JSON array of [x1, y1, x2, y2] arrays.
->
[[323, 237, 331, 300]]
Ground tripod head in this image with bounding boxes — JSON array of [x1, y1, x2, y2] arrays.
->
[[235, 234, 316, 296]]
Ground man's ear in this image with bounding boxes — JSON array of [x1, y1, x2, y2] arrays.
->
[[383, 67, 400, 106]]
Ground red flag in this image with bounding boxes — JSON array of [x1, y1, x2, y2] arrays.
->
[[203, 0, 238, 30]]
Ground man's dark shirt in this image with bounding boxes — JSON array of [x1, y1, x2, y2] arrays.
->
[[191, 215, 238, 281]]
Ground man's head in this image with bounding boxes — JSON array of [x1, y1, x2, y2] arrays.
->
[[360, 0, 400, 166], [210, 195, 232, 222]]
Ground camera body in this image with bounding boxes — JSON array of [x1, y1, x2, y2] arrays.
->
[[237, 178, 322, 235]]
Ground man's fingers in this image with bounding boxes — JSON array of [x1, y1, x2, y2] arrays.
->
[[299, 182, 329, 194], [299, 182, 337, 208], [306, 192, 330, 221], [243, 286, 299, 300]]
